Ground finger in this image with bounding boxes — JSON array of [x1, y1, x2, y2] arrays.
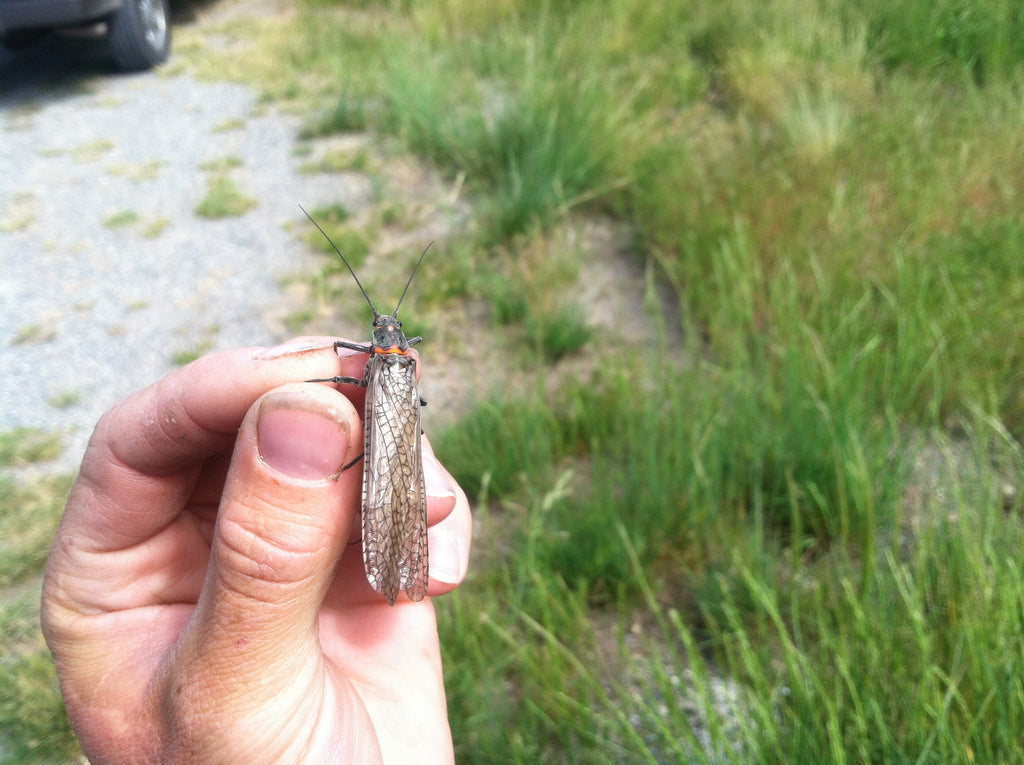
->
[[186, 383, 363, 667], [422, 437, 472, 594], [63, 339, 368, 554], [104, 337, 368, 474]]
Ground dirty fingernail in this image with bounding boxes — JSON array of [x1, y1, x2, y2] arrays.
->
[[253, 340, 336, 360]]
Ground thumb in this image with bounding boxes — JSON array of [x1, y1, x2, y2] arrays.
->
[[187, 383, 363, 672]]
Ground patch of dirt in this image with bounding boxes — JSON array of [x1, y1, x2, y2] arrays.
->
[[899, 428, 1021, 547]]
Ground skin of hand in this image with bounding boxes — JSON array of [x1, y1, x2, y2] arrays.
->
[[40, 338, 472, 765]]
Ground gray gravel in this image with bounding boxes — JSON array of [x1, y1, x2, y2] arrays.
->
[[1, 50, 375, 473]]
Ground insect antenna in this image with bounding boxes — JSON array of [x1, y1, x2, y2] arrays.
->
[[299, 204, 378, 317], [392, 242, 434, 318]]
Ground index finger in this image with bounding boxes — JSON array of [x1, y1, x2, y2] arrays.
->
[[66, 338, 368, 552]]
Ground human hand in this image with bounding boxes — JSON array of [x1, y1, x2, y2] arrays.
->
[[41, 338, 472, 764]]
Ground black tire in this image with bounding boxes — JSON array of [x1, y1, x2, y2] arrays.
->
[[0, 29, 47, 51], [108, 0, 170, 72]]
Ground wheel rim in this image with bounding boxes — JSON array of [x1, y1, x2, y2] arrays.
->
[[138, 0, 167, 50]]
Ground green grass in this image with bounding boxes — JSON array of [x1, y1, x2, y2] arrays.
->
[[194, 175, 258, 219], [856, 0, 1024, 83], [171, 338, 216, 366], [0, 428, 78, 763], [437, 385, 1024, 762], [282, 308, 318, 334], [299, 205, 381, 310], [0, 474, 71, 589], [298, 147, 373, 174], [0, 631, 81, 765], [67, 139, 114, 163], [143, 217, 171, 238], [198, 155, 244, 173], [0, 195, 36, 233], [107, 160, 164, 181], [299, 83, 371, 136], [473, 226, 591, 360], [524, 301, 592, 362], [0, 514, 79, 765], [212, 117, 246, 133], [104, 209, 139, 228], [300, 202, 358, 258], [10, 324, 56, 346], [9, 0, 1024, 761], [0, 428, 62, 467], [336, 0, 1022, 758], [0, 213, 34, 233], [45, 391, 81, 410]]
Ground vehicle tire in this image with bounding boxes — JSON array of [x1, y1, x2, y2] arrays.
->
[[1, 29, 47, 51], [108, 0, 170, 72]]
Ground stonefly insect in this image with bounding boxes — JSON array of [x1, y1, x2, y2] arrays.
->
[[300, 205, 431, 606]]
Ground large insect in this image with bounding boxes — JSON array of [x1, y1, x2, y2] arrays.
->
[[300, 206, 431, 606]]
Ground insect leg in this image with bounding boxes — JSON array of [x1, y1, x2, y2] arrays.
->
[[330, 450, 365, 480], [305, 339, 374, 385], [306, 375, 367, 386], [335, 340, 373, 353], [308, 373, 370, 474]]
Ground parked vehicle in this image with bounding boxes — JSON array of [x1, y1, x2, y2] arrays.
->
[[0, 0, 170, 71]]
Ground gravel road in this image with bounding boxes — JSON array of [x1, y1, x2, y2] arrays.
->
[[0, 34, 380, 474]]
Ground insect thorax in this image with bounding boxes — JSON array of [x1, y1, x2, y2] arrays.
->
[[372, 314, 410, 352]]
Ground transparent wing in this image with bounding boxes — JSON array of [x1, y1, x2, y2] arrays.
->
[[361, 354, 428, 605]]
